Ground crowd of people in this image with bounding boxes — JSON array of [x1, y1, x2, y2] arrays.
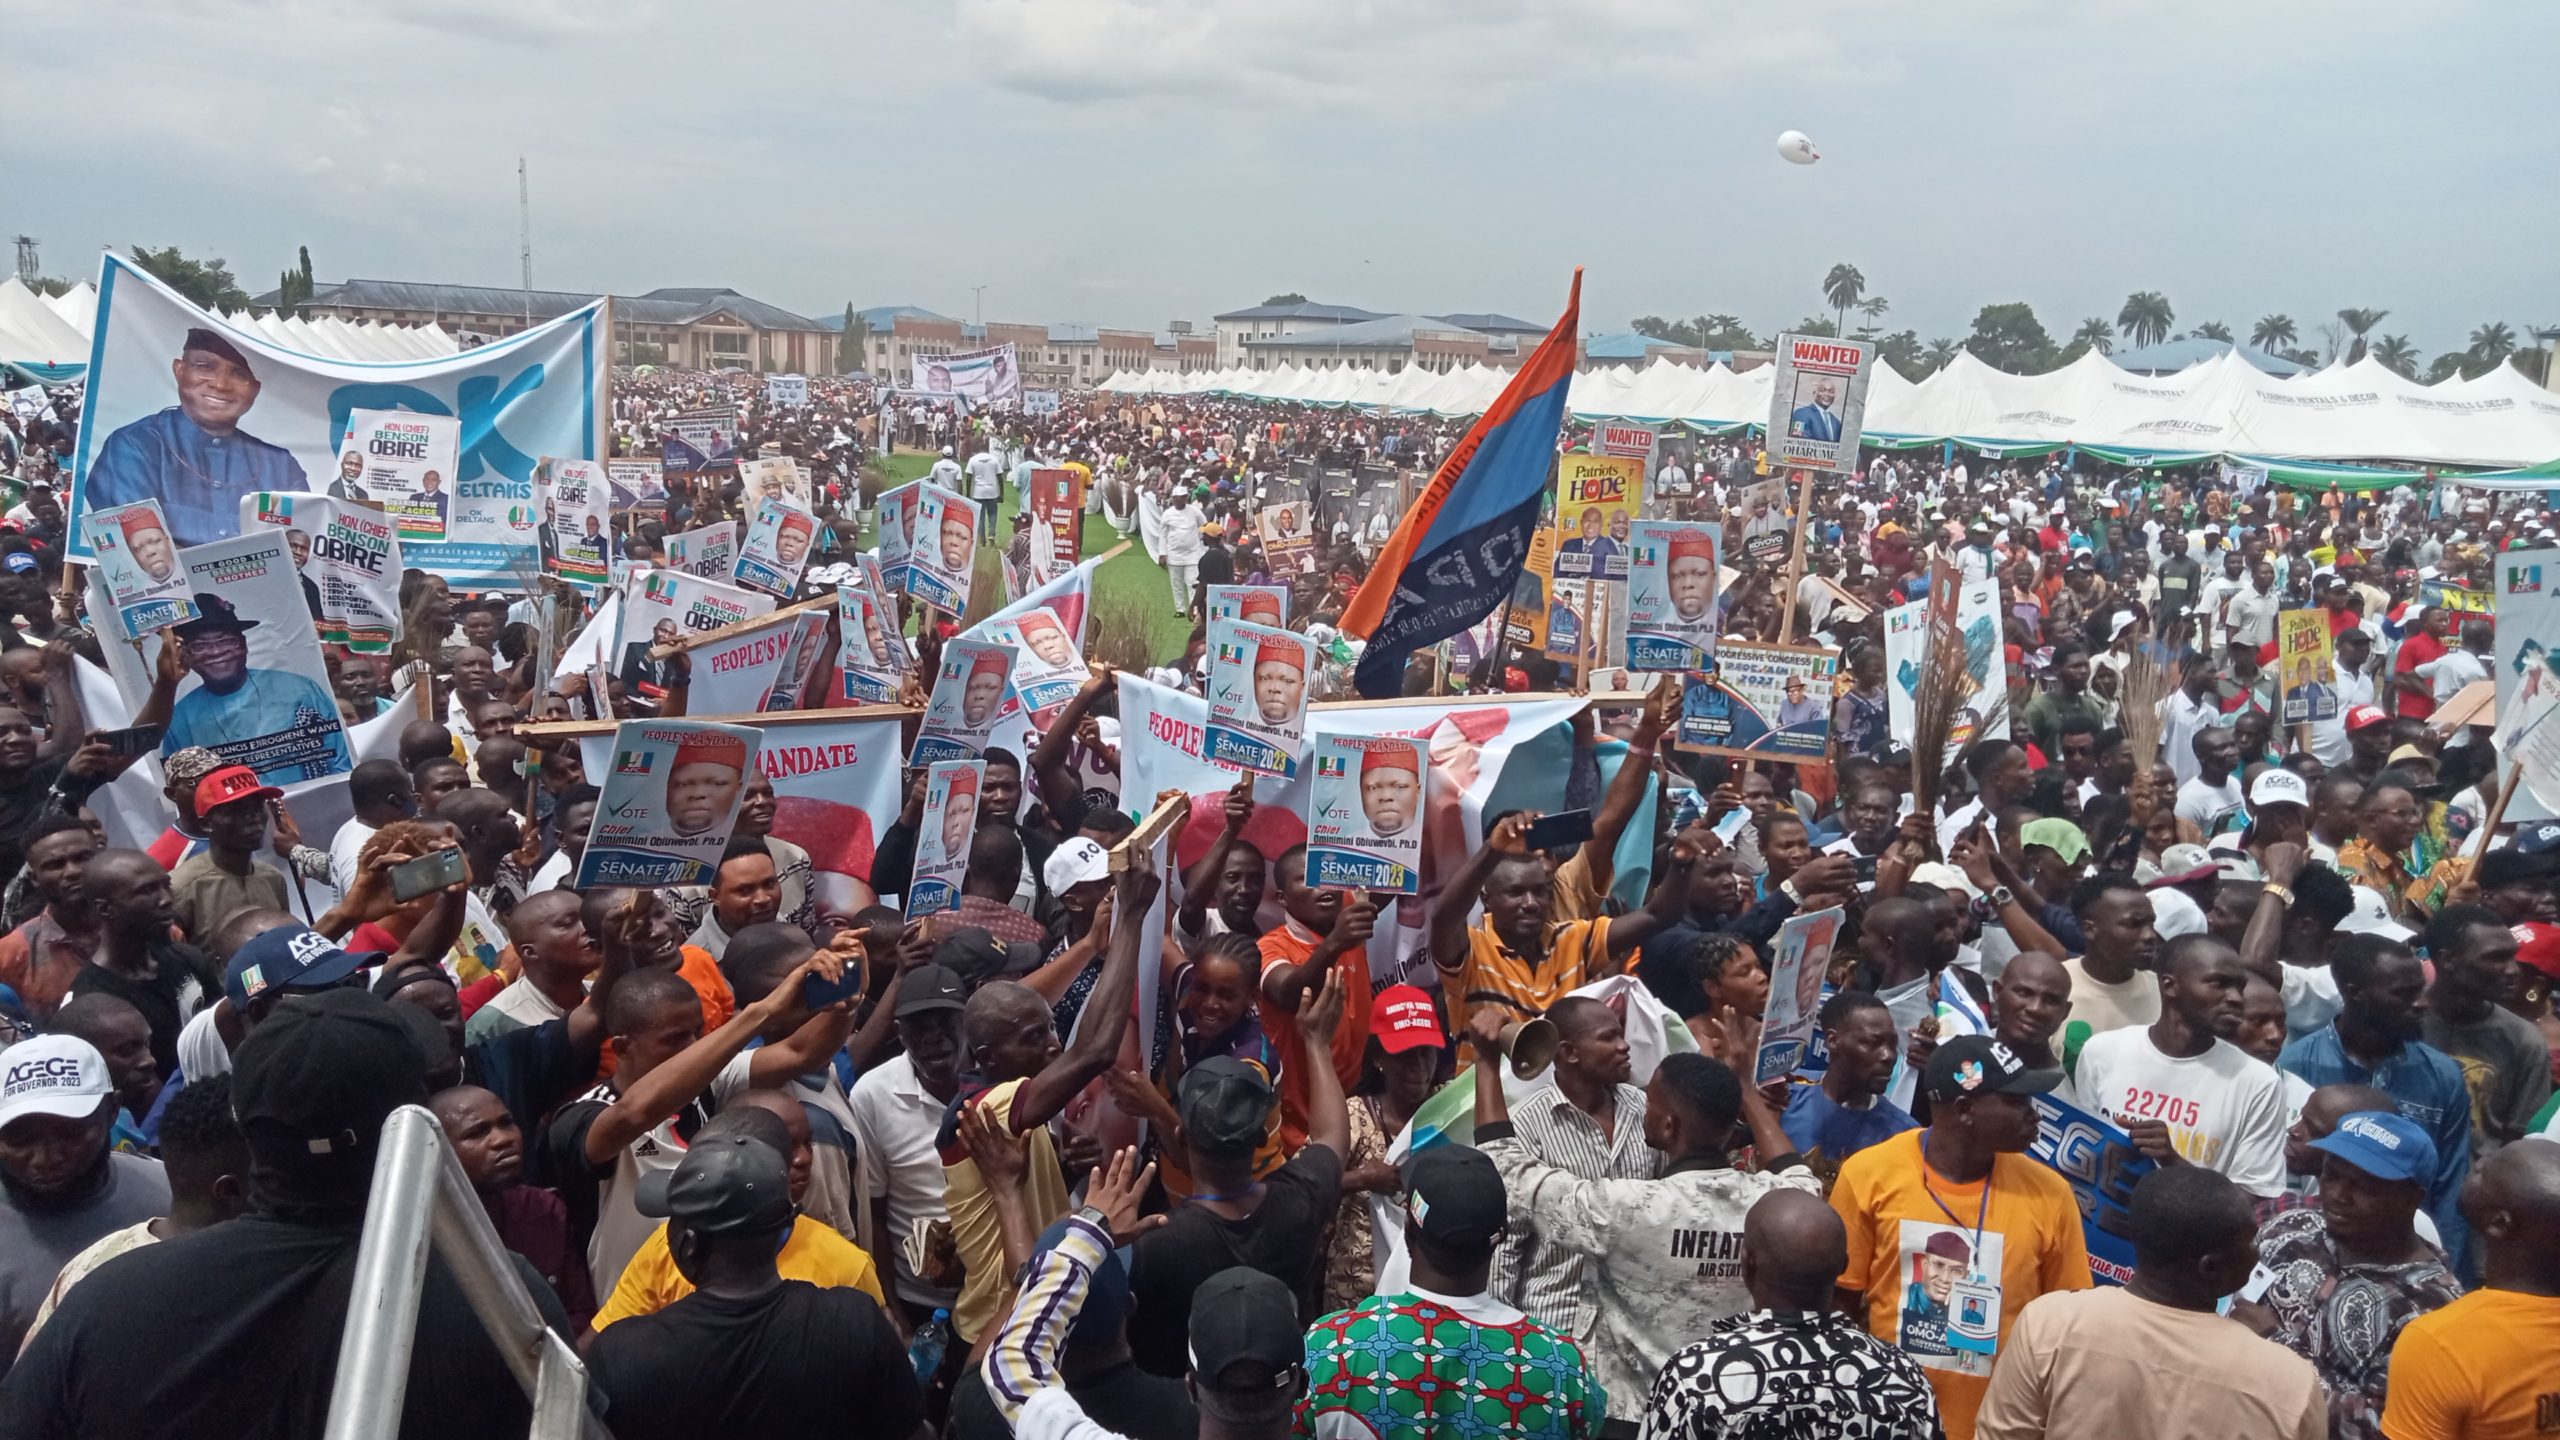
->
[[0, 370, 2555, 1440]]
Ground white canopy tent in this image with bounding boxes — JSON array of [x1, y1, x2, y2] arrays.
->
[[0, 278, 92, 377], [1100, 347, 2560, 471]]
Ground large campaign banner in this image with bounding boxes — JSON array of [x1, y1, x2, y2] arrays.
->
[[613, 568, 773, 707], [2028, 1092, 2154, 1286], [1679, 642, 1838, 761], [1306, 734, 1427, 894], [69, 254, 593, 585], [1551, 455, 1640, 581], [92, 529, 353, 787], [576, 720, 763, 888], [1767, 334, 1875, 474], [910, 343, 1021, 402], [238, 492, 402, 653], [1625, 520, 1719, 671], [1884, 580, 2009, 759], [908, 760, 983, 916]]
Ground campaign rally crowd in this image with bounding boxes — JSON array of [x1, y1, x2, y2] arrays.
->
[[0, 362, 2556, 1440]]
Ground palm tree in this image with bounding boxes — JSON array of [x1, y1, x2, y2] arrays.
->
[[2469, 321, 2518, 366], [1926, 336, 1960, 368], [1855, 296, 1890, 338], [2336, 308, 2389, 363], [2251, 314, 2298, 354], [2118, 292, 2174, 347], [2371, 335, 2420, 378], [1823, 264, 1866, 336], [2071, 317, 2115, 355], [2192, 320, 2234, 342]]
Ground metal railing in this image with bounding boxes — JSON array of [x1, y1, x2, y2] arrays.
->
[[323, 1104, 602, 1440]]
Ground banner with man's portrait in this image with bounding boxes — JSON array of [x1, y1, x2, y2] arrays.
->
[[68, 254, 593, 585], [80, 500, 198, 639], [611, 567, 772, 707], [914, 639, 1019, 766], [538, 457, 611, 588], [1552, 455, 1640, 581], [238, 492, 402, 653], [1626, 521, 1721, 671]]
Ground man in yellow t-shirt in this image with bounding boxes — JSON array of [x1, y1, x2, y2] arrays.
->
[[2379, 1138, 2560, 1440], [590, 1093, 884, 1331], [1831, 1036, 2093, 1440]]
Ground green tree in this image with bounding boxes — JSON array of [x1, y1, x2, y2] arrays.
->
[[1926, 336, 1960, 368], [1821, 263, 1866, 336], [129, 245, 249, 310], [838, 304, 872, 373], [2117, 291, 2174, 348], [1261, 292, 1308, 307], [1877, 329, 1926, 379], [2191, 320, 2233, 342], [2370, 334, 2420, 378], [1632, 313, 1765, 351], [2251, 314, 2297, 353], [1855, 296, 1891, 339], [2469, 321, 2517, 367], [2425, 350, 2469, 383], [1966, 302, 2058, 373], [1790, 315, 1841, 339], [2071, 317, 2115, 355], [273, 244, 316, 316], [27, 277, 72, 299], [2336, 307, 2389, 364]]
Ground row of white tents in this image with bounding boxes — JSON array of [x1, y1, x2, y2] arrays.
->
[[1100, 347, 2560, 474], [0, 276, 460, 377]]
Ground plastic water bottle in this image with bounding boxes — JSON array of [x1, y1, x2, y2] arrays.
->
[[909, 1308, 950, 1383]]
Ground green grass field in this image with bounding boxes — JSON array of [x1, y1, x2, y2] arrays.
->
[[864, 451, 1193, 667]]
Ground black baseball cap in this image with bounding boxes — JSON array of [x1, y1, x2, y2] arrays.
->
[[933, 928, 1042, 986], [1923, 1034, 2062, 1104], [895, 963, 969, 1018], [1401, 1144, 1507, 1253], [2481, 847, 2560, 888], [1186, 1267, 1304, 1391], [636, 1132, 794, 1236], [1177, 1057, 1274, 1160], [230, 988, 429, 1183]]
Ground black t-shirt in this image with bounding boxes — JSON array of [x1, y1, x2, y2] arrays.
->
[[1125, 1141, 1343, 1377], [0, 1212, 573, 1440], [587, 1279, 921, 1440], [0, 756, 69, 886], [1196, 545, 1236, 586], [947, 1355, 1196, 1440], [63, 941, 212, 1079]]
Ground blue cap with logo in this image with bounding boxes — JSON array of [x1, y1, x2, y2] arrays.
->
[[2309, 1109, 2437, 1185], [224, 921, 383, 1008], [2517, 822, 2560, 857]]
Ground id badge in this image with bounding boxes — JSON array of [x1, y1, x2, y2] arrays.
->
[[1945, 1277, 2001, 1356]]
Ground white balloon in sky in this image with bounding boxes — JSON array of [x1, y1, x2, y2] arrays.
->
[[1776, 130, 1821, 165]]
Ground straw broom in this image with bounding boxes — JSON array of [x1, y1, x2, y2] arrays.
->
[[2119, 643, 2176, 778], [1908, 560, 1973, 827]]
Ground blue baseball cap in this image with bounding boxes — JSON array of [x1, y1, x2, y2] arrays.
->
[[2310, 1110, 2437, 1185], [224, 922, 383, 1008], [2517, 822, 2560, 857]]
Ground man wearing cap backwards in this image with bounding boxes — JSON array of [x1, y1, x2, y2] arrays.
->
[[159, 592, 352, 783], [2066, 934, 2289, 1196], [664, 730, 747, 838], [1468, 1005, 1820, 1424], [584, 1111, 922, 1440], [2232, 1106, 2462, 1440], [1, 989, 573, 1436], [85, 328, 309, 548], [2379, 1136, 2560, 1438], [0, 1033, 172, 1368], [1827, 1032, 2091, 1440], [1248, 635, 1305, 728], [2415, 902, 2553, 1160], [1648, 1188, 1941, 1440], [1302, 1141, 1606, 1440], [985, 1144, 1303, 1440]]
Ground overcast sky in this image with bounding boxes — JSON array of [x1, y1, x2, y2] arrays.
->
[[9, 0, 2551, 359]]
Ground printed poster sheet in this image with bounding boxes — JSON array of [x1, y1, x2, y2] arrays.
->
[[740, 456, 813, 512], [1626, 521, 1720, 672], [1028, 466, 1085, 583], [1755, 907, 1843, 1085], [1304, 733, 1425, 894], [663, 407, 739, 478], [538, 457, 611, 587], [2493, 550, 2560, 817], [613, 568, 773, 707], [238, 492, 402, 652], [575, 720, 763, 888], [763, 374, 808, 408], [80, 500, 198, 639], [914, 639, 1018, 765], [910, 343, 1021, 403], [107, 530, 353, 785], [876, 482, 919, 590], [907, 483, 978, 614], [1206, 585, 1289, 628], [981, 607, 1085, 735], [908, 760, 984, 916], [1883, 581, 2009, 759], [342, 408, 463, 547], [1204, 619, 1313, 779], [664, 521, 736, 581], [68, 253, 589, 586], [1504, 490, 1560, 652], [1552, 454, 1640, 581], [1678, 642, 1839, 760], [734, 497, 816, 598], [2277, 608, 2338, 725], [606, 459, 667, 513], [1767, 333, 1875, 475], [838, 583, 903, 703], [1258, 501, 1316, 574]]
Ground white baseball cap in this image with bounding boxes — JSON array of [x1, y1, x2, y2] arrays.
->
[[1043, 836, 1111, 893], [0, 1034, 112, 1130], [2338, 884, 2415, 941], [2250, 769, 2310, 811]]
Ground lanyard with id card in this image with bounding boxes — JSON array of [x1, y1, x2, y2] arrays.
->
[[1927, 1165, 2001, 1359]]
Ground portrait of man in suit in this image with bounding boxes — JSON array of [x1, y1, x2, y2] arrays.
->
[[1789, 375, 1844, 444]]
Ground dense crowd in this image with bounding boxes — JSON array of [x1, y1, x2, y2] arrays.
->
[[0, 372, 2554, 1440]]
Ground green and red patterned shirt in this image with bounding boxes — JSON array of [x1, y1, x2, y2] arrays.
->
[[1297, 1286, 1604, 1440]]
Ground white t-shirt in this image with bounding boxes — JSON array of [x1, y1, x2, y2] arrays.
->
[[848, 1052, 959, 1308], [327, 817, 379, 896], [966, 451, 1003, 500], [2066, 1026, 2288, 1197], [2423, 647, 2489, 704], [2160, 692, 2220, 786], [2175, 774, 2246, 837], [175, 1004, 231, 1081]]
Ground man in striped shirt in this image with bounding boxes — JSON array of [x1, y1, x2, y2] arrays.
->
[[1494, 995, 1660, 1341]]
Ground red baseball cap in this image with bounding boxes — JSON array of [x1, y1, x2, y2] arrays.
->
[[1369, 984, 1445, 1054], [2345, 704, 2390, 732], [195, 764, 281, 814], [2514, 923, 2560, 983]]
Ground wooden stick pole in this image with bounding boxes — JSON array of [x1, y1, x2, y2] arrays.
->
[[1112, 793, 1190, 873], [1777, 467, 1818, 646]]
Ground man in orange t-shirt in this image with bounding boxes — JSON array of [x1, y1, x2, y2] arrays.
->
[[1257, 844, 1380, 1153]]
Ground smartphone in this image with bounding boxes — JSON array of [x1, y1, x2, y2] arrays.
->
[[91, 724, 165, 757], [1520, 808, 1594, 853], [800, 952, 867, 1010], [388, 847, 468, 903]]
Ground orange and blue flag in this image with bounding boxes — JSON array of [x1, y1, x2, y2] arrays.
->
[[1341, 269, 1581, 696]]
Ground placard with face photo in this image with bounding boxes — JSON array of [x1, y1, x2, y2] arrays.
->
[[1204, 618, 1312, 779], [1304, 733, 1425, 894]]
